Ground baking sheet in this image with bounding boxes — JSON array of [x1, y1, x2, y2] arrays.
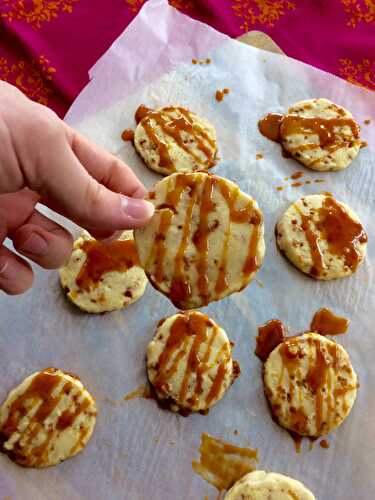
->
[[1, 1, 375, 498]]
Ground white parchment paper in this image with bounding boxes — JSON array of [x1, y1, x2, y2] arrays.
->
[[1, 1, 375, 499]]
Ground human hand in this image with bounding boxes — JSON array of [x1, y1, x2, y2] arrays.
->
[[0, 81, 154, 295]]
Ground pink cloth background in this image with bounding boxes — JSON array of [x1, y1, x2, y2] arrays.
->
[[0, 0, 373, 118]]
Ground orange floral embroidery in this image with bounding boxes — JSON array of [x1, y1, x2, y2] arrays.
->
[[339, 58, 375, 91], [169, 0, 193, 10], [1, 0, 78, 29], [341, 0, 375, 27], [125, 0, 192, 13], [0, 55, 56, 105], [124, 0, 145, 13], [232, 0, 295, 31]]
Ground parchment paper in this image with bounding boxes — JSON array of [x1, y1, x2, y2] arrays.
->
[[1, 1, 375, 499]]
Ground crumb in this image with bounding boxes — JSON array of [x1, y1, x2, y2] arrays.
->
[[364, 119, 371, 125], [276, 186, 284, 191], [256, 153, 263, 160]]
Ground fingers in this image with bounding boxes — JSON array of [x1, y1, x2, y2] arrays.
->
[[36, 136, 154, 231], [11, 210, 73, 269], [0, 245, 33, 295], [65, 126, 148, 199]]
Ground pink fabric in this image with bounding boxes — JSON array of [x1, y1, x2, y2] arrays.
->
[[0, 0, 373, 118]]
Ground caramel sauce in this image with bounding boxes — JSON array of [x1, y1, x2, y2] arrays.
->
[[135, 104, 153, 124], [294, 204, 324, 276], [140, 107, 216, 172], [289, 430, 303, 454], [290, 171, 304, 180], [280, 115, 359, 151], [192, 433, 258, 491], [57, 398, 91, 430], [258, 113, 283, 142], [255, 319, 286, 361], [310, 308, 349, 336], [317, 196, 367, 271], [152, 312, 232, 410], [320, 439, 330, 449], [279, 337, 304, 375], [151, 173, 262, 307], [123, 385, 151, 401], [215, 88, 230, 102], [121, 129, 134, 142], [76, 239, 139, 291], [170, 179, 199, 307], [194, 176, 217, 303], [259, 112, 360, 154], [294, 195, 367, 277]]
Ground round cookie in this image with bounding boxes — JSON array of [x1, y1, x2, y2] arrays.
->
[[280, 98, 362, 171], [134, 106, 217, 175], [275, 194, 367, 280], [225, 470, 316, 500], [264, 333, 358, 437], [147, 311, 240, 414], [60, 230, 147, 313], [134, 171, 265, 309], [0, 368, 97, 468]]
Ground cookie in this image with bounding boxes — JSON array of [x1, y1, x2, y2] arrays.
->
[[225, 470, 316, 500], [147, 311, 240, 414], [275, 194, 367, 280], [134, 106, 217, 175], [264, 333, 358, 437], [134, 171, 265, 309], [0, 368, 97, 468], [60, 230, 147, 313], [281, 98, 362, 171]]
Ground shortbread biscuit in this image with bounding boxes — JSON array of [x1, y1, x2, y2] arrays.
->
[[225, 470, 316, 500], [134, 106, 217, 175], [134, 172, 265, 309], [147, 311, 240, 414], [60, 230, 147, 313], [275, 194, 367, 280], [0, 368, 97, 467], [281, 98, 362, 171], [264, 333, 358, 437]]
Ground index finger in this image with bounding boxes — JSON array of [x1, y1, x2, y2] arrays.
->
[[65, 125, 147, 199]]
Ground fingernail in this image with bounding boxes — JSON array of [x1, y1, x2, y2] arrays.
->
[[122, 196, 154, 221], [0, 258, 17, 280], [22, 232, 48, 256]]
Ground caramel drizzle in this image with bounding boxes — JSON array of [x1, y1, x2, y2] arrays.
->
[[140, 107, 216, 170], [169, 180, 199, 306], [295, 203, 324, 276], [151, 175, 189, 283], [255, 319, 286, 362], [295, 196, 367, 277], [153, 312, 229, 408], [76, 239, 139, 291], [280, 115, 360, 153], [258, 112, 360, 154], [194, 176, 217, 303], [0, 370, 92, 466], [310, 308, 349, 336], [192, 433, 258, 491]]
